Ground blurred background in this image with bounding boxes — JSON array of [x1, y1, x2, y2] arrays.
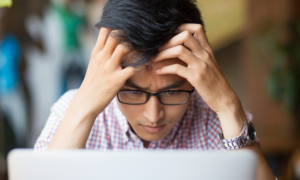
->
[[0, 0, 300, 179]]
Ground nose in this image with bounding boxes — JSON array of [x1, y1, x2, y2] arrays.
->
[[142, 95, 164, 125]]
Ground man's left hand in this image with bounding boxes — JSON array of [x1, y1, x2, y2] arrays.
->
[[153, 23, 248, 139], [154, 23, 239, 116]]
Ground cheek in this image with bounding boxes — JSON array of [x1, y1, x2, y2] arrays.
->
[[116, 100, 143, 120], [117, 98, 190, 125], [164, 104, 189, 123], [117, 99, 189, 118]]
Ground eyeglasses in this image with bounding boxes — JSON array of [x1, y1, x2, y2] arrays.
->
[[117, 87, 195, 105]]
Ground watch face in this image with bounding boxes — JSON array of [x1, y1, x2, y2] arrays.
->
[[248, 123, 256, 141]]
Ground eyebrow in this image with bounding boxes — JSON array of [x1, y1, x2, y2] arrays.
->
[[123, 79, 187, 91]]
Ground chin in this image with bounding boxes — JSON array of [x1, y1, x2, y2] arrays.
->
[[137, 130, 170, 142], [142, 135, 165, 141], [132, 124, 174, 142]]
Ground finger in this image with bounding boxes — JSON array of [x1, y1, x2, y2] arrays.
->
[[92, 27, 112, 54], [154, 45, 198, 65], [109, 44, 131, 68], [158, 30, 210, 63], [177, 24, 213, 55], [101, 30, 122, 59], [156, 64, 194, 80], [117, 66, 135, 81], [159, 31, 199, 51]]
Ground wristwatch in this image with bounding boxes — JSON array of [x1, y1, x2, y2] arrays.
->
[[219, 121, 256, 150]]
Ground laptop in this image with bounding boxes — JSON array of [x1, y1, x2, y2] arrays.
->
[[8, 149, 257, 180]]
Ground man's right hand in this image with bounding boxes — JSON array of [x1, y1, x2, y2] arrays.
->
[[73, 27, 135, 117], [48, 27, 135, 149]]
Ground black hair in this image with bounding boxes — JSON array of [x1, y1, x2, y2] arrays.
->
[[95, 0, 204, 67]]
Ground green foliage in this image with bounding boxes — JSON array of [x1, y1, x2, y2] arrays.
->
[[0, 0, 12, 7], [254, 21, 300, 113]]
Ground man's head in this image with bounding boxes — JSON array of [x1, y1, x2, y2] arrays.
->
[[96, 0, 204, 66], [117, 58, 194, 143], [96, 0, 204, 144]]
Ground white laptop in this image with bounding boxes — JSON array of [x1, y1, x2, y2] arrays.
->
[[8, 149, 257, 180]]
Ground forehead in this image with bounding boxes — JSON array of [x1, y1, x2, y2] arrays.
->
[[126, 58, 188, 91]]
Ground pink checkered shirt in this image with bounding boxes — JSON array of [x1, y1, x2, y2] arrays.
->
[[34, 89, 253, 151]]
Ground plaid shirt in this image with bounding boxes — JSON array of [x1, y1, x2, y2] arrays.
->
[[34, 89, 253, 151]]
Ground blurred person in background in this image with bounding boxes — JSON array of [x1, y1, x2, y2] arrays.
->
[[0, 0, 48, 178], [0, 0, 104, 179], [24, 0, 99, 146], [33, 0, 276, 179], [0, 0, 48, 154]]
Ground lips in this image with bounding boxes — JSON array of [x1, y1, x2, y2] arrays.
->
[[142, 125, 165, 133]]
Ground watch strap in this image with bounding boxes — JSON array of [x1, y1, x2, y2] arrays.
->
[[219, 121, 256, 150]]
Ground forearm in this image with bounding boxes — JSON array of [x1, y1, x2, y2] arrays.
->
[[242, 143, 275, 180], [217, 97, 275, 180], [153, 22, 275, 179], [47, 28, 136, 149], [48, 94, 100, 149]]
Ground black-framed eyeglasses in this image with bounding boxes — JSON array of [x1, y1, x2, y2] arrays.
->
[[117, 87, 195, 105]]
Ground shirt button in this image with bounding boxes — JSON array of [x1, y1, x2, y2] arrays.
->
[[131, 135, 138, 141], [123, 135, 128, 141], [170, 135, 175, 141]]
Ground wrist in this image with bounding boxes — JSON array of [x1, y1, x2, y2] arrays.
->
[[75, 86, 111, 116], [68, 93, 100, 122], [216, 97, 247, 139], [219, 121, 257, 150], [216, 89, 241, 113], [49, 94, 99, 149]]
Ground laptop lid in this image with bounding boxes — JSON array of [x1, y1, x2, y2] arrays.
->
[[8, 149, 257, 180]]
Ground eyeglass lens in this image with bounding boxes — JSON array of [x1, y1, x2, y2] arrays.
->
[[118, 91, 190, 105]]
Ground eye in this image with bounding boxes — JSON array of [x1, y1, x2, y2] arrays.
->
[[128, 90, 143, 95], [167, 91, 177, 95], [162, 91, 178, 95]]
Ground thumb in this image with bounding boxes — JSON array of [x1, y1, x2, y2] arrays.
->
[[118, 66, 135, 80]]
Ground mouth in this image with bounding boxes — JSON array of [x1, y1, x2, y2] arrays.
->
[[142, 125, 166, 133]]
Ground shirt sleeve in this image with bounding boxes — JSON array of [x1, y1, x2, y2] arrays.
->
[[34, 89, 78, 151]]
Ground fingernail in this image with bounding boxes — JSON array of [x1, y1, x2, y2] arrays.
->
[[156, 69, 160, 73]]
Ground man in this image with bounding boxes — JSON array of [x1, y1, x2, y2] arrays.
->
[[35, 0, 275, 179]]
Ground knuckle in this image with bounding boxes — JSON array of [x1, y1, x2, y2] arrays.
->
[[196, 24, 204, 32], [177, 45, 186, 55], [123, 67, 134, 75], [91, 49, 98, 58], [182, 30, 191, 41], [201, 61, 209, 70], [109, 30, 119, 37], [116, 45, 125, 54], [173, 64, 181, 72], [116, 44, 128, 54], [203, 46, 212, 53], [195, 72, 205, 82], [203, 51, 211, 60]]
